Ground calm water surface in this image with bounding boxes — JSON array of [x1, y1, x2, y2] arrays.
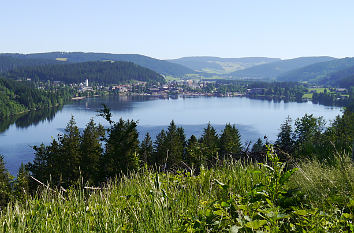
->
[[0, 96, 342, 174]]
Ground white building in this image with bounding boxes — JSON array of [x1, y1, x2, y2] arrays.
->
[[85, 79, 89, 87]]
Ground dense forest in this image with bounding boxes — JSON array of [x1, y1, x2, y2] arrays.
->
[[324, 65, 354, 87], [0, 77, 72, 119], [0, 105, 62, 133], [0, 102, 353, 231], [278, 57, 354, 86], [2, 52, 196, 76], [4, 61, 165, 84], [0, 55, 59, 73], [312, 87, 354, 106]]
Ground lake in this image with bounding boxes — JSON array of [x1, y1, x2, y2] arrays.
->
[[0, 96, 343, 174]]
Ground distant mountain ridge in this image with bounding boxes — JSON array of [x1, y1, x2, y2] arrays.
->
[[1, 52, 196, 76], [230, 56, 336, 79], [0, 56, 60, 73], [168, 56, 280, 74], [277, 57, 354, 85]]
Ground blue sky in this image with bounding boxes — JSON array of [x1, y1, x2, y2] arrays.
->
[[1, 0, 354, 59]]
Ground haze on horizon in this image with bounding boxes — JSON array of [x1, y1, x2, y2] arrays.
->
[[1, 0, 354, 60]]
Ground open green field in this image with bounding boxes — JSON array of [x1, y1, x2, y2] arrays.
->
[[164, 75, 181, 82], [1, 151, 353, 232], [302, 93, 313, 99], [308, 88, 327, 93]]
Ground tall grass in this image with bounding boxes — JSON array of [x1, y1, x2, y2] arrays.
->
[[1, 156, 353, 232], [0, 161, 263, 232], [291, 151, 354, 207]]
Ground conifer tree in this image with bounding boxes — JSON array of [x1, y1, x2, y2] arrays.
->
[[200, 123, 219, 167], [140, 132, 154, 166], [0, 155, 11, 209], [252, 138, 264, 153], [29, 143, 50, 184], [103, 118, 140, 178], [219, 123, 242, 158], [185, 135, 204, 169], [153, 129, 168, 167], [59, 116, 82, 185], [275, 116, 294, 153], [80, 119, 105, 185], [153, 121, 186, 169], [14, 163, 30, 200], [165, 121, 185, 168]]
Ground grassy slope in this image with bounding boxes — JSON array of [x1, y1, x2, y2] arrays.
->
[[1, 155, 353, 232]]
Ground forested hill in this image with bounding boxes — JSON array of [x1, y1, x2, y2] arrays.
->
[[0, 55, 59, 73], [230, 56, 336, 79], [2, 52, 195, 76], [322, 65, 354, 87], [5, 61, 166, 84], [277, 57, 354, 86], [168, 56, 280, 74], [0, 77, 71, 119]]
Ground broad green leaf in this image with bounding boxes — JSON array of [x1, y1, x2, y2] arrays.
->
[[245, 219, 267, 230], [280, 168, 298, 185], [294, 209, 308, 216]]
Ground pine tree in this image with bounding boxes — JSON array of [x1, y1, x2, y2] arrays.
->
[[0, 155, 12, 209], [252, 138, 264, 153], [153, 129, 168, 168], [219, 123, 242, 158], [140, 132, 154, 166], [200, 123, 219, 167], [14, 163, 30, 200], [59, 116, 82, 185], [165, 121, 185, 168], [275, 116, 294, 153], [153, 121, 186, 169], [103, 118, 140, 178], [185, 135, 204, 169], [29, 143, 50, 183], [80, 119, 105, 185]]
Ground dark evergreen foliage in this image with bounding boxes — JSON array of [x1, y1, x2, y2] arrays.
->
[[275, 116, 294, 154], [251, 138, 264, 153], [185, 135, 204, 170], [2, 52, 196, 76], [140, 133, 154, 166], [219, 123, 242, 158], [153, 121, 186, 170], [5, 61, 165, 84], [199, 123, 220, 167], [103, 118, 140, 178], [0, 155, 12, 209], [80, 119, 105, 185], [0, 55, 59, 73], [0, 77, 71, 119]]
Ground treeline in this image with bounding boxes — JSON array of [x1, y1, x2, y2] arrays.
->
[[26, 111, 242, 188], [0, 77, 72, 119], [198, 80, 307, 101], [4, 61, 165, 84], [0, 104, 353, 207], [312, 87, 354, 106], [246, 81, 306, 102], [0, 106, 62, 133], [0, 55, 59, 73]]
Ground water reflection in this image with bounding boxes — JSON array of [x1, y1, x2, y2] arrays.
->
[[0, 96, 343, 174], [0, 106, 63, 134]]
